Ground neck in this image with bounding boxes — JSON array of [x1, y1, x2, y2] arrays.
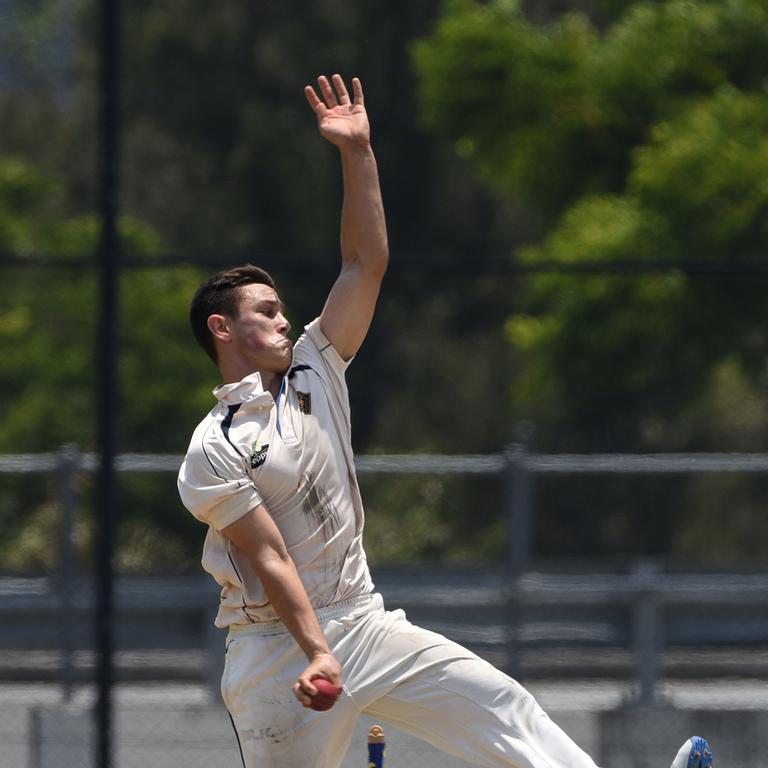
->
[[262, 370, 283, 400], [219, 360, 284, 399]]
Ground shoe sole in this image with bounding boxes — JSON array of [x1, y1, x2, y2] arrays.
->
[[687, 736, 713, 768]]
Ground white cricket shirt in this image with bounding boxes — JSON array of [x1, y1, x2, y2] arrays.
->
[[178, 319, 373, 627]]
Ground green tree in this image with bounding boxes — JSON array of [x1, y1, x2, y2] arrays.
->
[[414, 0, 768, 561], [415, 0, 768, 226], [415, 0, 768, 448], [0, 0, 534, 571], [0, 155, 219, 571]]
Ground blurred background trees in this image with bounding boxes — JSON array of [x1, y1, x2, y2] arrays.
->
[[414, 0, 768, 450], [413, 0, 768, 562], [1, 0, 768, 571]]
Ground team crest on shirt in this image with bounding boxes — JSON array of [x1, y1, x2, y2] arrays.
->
[[249, 440, 269, 469], [297, 391, 312, 414]]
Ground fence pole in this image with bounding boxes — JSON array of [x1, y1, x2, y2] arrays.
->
[[630, 560, 661, 707], [95, 0, 122, 763], [58, 445, 80, 702], [504, 423, 534, 679]]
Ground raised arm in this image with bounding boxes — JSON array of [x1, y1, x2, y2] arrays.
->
[[304, 74, 389, 361]]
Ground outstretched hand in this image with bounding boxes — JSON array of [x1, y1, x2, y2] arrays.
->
[[305, 74, 370, 150]]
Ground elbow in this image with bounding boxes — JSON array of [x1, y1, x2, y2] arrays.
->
[[380, 242, 390, 272], [372, 248, 389, 280], [250, 547, 294, 580], [341, 246, 389, 282], [368, 239, 389, 279]]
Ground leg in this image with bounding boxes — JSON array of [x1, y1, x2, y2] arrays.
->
[[364, 654, 598, 768], [344, 607, 714, 768], [222, 631, 359, 768], [341, 608, 598, 768]]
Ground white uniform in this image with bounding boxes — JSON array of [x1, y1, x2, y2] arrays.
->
[[178, 321, 599, 768], [178, 319, 372, 627]]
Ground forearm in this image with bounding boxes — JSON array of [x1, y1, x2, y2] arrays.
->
[[222, 505, 341, 700], [339, 142, 388, 275], [253, 551, 331, 661]]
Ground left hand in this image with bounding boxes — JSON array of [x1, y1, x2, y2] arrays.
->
[[304, 74, 370, 150]]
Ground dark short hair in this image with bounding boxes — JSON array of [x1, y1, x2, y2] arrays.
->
[[190, 264, 276, 364]]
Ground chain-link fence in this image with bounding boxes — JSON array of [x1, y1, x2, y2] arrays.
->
[[5, 0, 768, 766], [3, 449, 768, 766]]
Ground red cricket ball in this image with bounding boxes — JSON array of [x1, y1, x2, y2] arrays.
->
[[309, 678, 342, 712]]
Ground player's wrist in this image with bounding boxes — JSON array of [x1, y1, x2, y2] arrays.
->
[[307, 648, 334, 662], [338, 137, 373, 157]]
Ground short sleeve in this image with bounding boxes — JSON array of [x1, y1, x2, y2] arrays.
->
[[302, 318, 353, 375], [177, 430, 263, 531]]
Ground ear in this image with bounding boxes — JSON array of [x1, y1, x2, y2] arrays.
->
[[207, 314, 231, 345]]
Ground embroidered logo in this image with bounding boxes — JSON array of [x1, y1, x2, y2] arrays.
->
[[249, 440, 269, 469], [297, 391, 312, 415]]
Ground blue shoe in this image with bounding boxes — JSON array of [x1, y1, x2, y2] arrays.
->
[[671, 737, 713, 768]]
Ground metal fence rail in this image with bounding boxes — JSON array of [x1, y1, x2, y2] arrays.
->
[[3, 571, 768, 701], [2, 445, 768, 709], [7, 449, 768, 474]]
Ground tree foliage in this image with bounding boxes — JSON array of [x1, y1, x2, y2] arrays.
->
[[4, 0, 768, 569], [414, 0, 768, 451], [0, 0, 524, 572], [414, 0, 768, 561], [0, 155, 216, 570]]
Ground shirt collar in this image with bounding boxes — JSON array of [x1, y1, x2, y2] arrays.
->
[[213, 370, 267, 406]]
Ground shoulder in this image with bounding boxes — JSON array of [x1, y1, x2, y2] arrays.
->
[[181, 404, 246, 482], [293, 318, 352, 376], [289, 319, 353, 427]]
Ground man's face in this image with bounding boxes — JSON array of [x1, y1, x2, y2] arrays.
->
[[226, 282, 293, 374]]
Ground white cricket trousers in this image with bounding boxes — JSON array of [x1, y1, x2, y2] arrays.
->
[[222, 593, 599, 768]]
